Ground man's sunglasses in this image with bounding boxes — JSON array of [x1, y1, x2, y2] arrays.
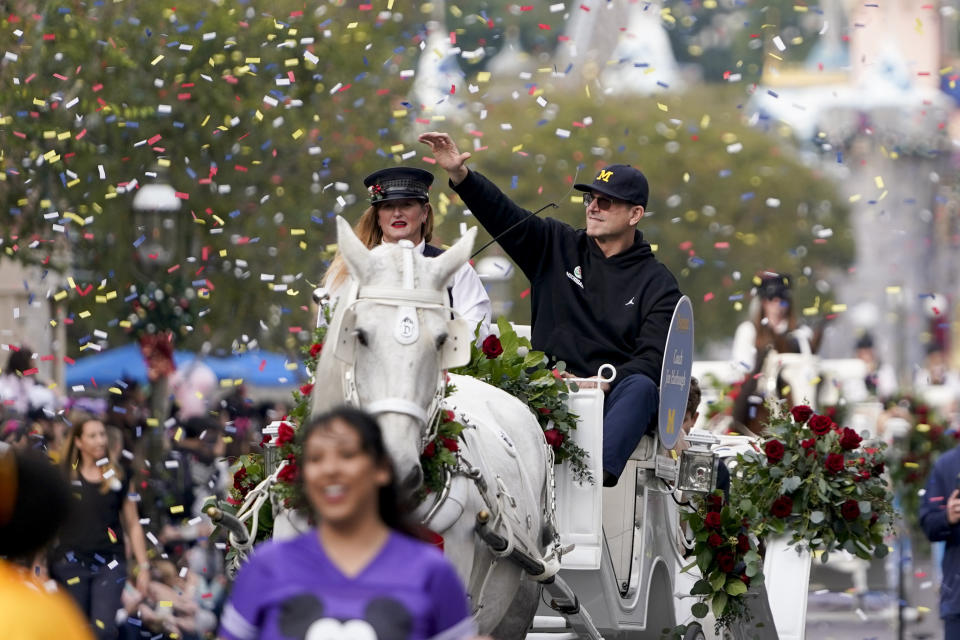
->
[[582, 192, 626, 211]]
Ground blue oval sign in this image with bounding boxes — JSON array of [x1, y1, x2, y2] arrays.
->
[[658, 296, 694, 449]]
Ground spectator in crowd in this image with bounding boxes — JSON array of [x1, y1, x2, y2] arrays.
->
[[51, 413, 152, 639], [852, 332, 897, 400], [0, 346, 57, 418], [920, 441, 960, 637], [0, 446, 95, 640], [219, 406, 477, 640]]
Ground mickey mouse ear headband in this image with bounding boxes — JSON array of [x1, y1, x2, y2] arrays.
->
[[0, 449, 17, 528]]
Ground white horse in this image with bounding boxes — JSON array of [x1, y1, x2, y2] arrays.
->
[[308, 217, 556, 636]]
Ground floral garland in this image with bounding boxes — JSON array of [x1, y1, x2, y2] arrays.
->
[[680, 403, 895, 634], [681, 491, 763, 632], [732, 404, 894, 560], [225, 316, 590, 546]]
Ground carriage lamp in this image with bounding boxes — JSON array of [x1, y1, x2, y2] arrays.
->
[[262, 421, 281, 472], [677, 431, 720, 494]]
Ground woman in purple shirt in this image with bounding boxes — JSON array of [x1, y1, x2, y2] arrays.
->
[[219, 406, 477, 640]]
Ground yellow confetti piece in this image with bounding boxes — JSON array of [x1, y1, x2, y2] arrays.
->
[[174, 427, 183, 442], [904, 461, 920, 468], [299, 241, 307, 250], [392, 109, 408, 117], [767, 52, 783, 61], [917, 423, 930, 433], [54, 290, 68, 302], [170, 505, 184, 514], [108, 387, 123, 395], [150, 55, 164, 66], [512, 144, 523, 152], [793, 4, 808, 10], [95, 620, 105, 630], [291, 128, 304, 140], [657, 103, 668, 112], [245, 57, 261, 64], [849, 194, 861, 202], [347, 21, 358, 28], [159, 601, 173, 608], [290, 228, 305, 236], [476, 71, 491, 83], [107, 527, 118, 544], [831, 303, 847, 312], [67, 577, 80, 585], [886, 286, 901, 295], [390, 144, 405, 153], [78, 311, 91, 319], [64, 212, 85, 225], [874, 176, 885, 189]]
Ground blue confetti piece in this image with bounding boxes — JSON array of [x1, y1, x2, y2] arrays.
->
[[767, 89, 778, 98], [229, 210, 241, 218], [511, 175, 518, 189], [133, 235, 146, 248], [311, 215, 324, 224], [719, 169, 732, 178], [836, 151, 843, 163], [124, 292, 138, 302], [741, 192, 755, 201]]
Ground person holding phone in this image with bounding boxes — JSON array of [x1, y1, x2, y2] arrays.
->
[[919, 443, 960, 637]]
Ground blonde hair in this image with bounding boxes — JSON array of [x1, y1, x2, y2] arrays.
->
[[322, 201, 435, 292], [61, 411, 124, 494]]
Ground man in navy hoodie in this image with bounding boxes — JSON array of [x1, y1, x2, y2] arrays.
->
[[420, 132, 682, 487], [920, 444, 960, 637]]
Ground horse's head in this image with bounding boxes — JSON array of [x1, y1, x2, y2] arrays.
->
[[332, 215, 476, 494]]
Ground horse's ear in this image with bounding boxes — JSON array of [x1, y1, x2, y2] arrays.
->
[[429, 226, 477, 287], [336, 215, 370, 282]]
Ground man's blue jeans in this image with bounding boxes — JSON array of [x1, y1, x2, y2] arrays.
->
[[602, 373, 658, 484]]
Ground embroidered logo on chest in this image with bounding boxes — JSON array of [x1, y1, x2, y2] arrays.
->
[[565, 265, 584, 289]]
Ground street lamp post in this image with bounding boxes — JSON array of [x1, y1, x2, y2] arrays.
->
[[131, 173, 182, 427]]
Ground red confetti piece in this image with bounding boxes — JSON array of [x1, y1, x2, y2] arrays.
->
[[703, 293, 715, 302], [64, 356, 75, 365], [259, 359, 266, 372], [520, 288, 531, 299], [22, 367, 38, 376], [538, 23, 551, 30]]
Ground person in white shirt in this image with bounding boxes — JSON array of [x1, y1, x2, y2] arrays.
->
[[321, 167, 491, 336]]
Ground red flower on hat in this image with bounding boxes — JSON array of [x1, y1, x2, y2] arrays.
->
[[369, 183, 385, 202]]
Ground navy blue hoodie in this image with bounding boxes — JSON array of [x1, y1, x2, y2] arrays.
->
[[451, 170, 682, 387], [920, 446, 960, 618]]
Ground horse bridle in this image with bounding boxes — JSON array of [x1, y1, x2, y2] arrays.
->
[[334, 242, 467, 449]]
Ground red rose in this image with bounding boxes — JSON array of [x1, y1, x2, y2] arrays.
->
[[707, 533, 724, 548], [737, 534, 750, 553], [309, 342, 323, 357], [824, 452, 845, 473], [538, 407, 552, 415], [790, 405, 814, 423], [706, 493, 724, 511], [716, 551, 735, 573], [800, 438, 816, 456], [276, 422, 295, 446], [259, 433, 272, 447], [840, 499, 861, 521], [704, 512, 722, 529], [872, 462, 885, 477], [808, 414, 833, 436], [481, 335, 503, 359], [277, 457, 299, 484], [300, 382, 314, 396], [441, 436, 459, 452], [233, 467, 248, 490], [740, 573, 751, 587], [442, 409, 455, 423], [544, 429, 565, 450], [870, 513, 879, 526], [839, 427, 862, 451], [764, 439, 785, 464], [422, 441, 437, 458], [770, 495, 793, 519]]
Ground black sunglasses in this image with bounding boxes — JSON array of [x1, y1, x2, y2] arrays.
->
[[582, 192, 626, 211]]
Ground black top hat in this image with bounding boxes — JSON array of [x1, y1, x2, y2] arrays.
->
[[363, 167, 434, 204], [574, 164, 649, 208], [757, 273, 791, 300]]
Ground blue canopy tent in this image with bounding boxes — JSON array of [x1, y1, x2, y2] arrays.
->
[[65, 343, 305, 389]]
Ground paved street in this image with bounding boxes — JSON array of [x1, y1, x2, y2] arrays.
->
[[805, 538, 944, 640]]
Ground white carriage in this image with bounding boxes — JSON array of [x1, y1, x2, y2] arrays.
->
[[209, 220, 825, 640]]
